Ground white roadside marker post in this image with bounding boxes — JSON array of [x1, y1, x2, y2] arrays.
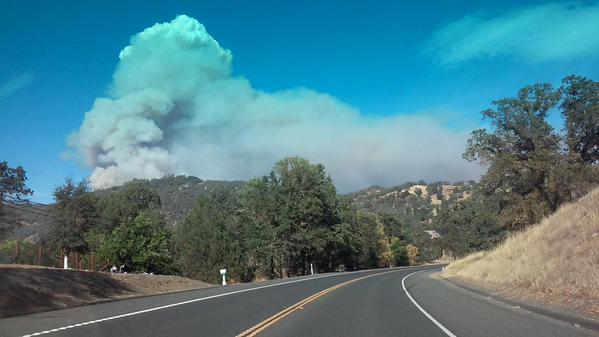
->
[[220, 269, 227, 286], [63, 255, 68, 269], [310, 263, 314, 275]]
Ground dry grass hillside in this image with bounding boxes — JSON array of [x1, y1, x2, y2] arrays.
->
[[349, 181, 476, 224], [443, 187, 599, 317]]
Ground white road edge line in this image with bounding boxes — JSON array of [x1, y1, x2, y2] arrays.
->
[[402, 270, 458, 337], [20, 266, 431, 337]]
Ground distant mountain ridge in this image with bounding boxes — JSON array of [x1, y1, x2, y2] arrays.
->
[[150, 176, 246, 223], [4, 175, 245, 242]]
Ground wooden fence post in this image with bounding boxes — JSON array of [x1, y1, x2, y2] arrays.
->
[[38, 245, 42, 265], [14, 240, 20, 263]]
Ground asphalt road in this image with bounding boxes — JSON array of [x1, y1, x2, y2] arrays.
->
[[1, 266, 596, 337]]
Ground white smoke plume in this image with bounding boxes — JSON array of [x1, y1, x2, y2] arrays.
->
[[69, 15, 481, 192]]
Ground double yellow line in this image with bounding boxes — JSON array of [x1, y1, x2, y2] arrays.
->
[[235, 269, 400, 337]]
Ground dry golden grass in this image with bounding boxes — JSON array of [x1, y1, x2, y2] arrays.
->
[[443, 187, 599, 302]]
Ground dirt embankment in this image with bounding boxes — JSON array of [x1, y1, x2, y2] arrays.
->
[[442, 187, 599, 319], [0, 264, 212, 318]]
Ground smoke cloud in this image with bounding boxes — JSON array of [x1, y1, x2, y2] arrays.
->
[[69, 15, 481, 192]]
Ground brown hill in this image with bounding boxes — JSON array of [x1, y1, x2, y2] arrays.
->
[[348, 181, 476, 226], [443, 186, 599, 318]]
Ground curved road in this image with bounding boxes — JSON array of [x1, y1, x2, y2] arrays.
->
[[0, 266, 596, 337]]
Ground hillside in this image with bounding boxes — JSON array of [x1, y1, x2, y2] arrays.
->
[[2, 203, 52, 242], [95, 175, 246, 224], [148, 176, 245, 223], [443, 186, 599, 318], [349, 181, 476, 225], [3, 176, 245, 241]]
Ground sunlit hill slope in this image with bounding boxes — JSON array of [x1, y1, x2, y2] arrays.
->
[[443, 186, 599, 316]]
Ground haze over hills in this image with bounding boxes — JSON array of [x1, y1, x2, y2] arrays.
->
[[4, 175, 475, 242]]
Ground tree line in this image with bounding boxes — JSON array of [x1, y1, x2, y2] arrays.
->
[[1, 74, 597, 282], [1, 158, 421, 282], [433, 75, 598, 256], [174, 157, 422, 282]]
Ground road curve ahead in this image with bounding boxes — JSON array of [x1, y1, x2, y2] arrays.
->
[[1, 266, 596, 337]]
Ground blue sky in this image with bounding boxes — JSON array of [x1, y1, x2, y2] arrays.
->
[[1, 1, 599, 202]]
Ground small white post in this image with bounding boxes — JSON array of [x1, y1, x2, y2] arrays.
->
[[220, 269, 227, 286], [310, 263, 314, 275], [63, 255, 68, 269]]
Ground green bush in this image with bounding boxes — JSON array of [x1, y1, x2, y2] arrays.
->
[[390, 239, 409, 266], [98, 212, 172, 274], [0, 240, 36, 264]]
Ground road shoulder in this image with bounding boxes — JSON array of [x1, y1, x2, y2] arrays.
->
[[441, 274, 599, 332], [404, 269, 598, 337]]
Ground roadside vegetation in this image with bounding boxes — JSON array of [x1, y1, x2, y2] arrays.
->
[[1, 74, 597, 285], [441, 75, 599, 316], [1, 158, 418, 283], [443, 187, 599, 315], [433, 75, 598, 256]]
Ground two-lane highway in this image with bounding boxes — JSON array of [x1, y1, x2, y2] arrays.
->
[[260, 268, 597, 337], [0, 266, 596, 337]]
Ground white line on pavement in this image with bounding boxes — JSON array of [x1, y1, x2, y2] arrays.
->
[[20, 265, 433, 337], [402, 270, 458, 337]]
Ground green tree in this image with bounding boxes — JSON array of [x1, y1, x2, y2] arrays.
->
[[390, 238, 409, 266], [239, 177, 282, 278], [464, 83, 570, 229], [46, 178, 98, 254], [97, 179, 162, 231], [240, 157, 340, 277], [330, 199, 367, 271], [433, 195, 504, 257], [354, 210, 389, 268], [0, 161, 33, 239], [98, 211, 172, 274], [174, 189, 250, 283], [561, 75, 599, 164]]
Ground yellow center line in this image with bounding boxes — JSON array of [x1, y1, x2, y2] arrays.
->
[[235, 269, 401, 337]]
